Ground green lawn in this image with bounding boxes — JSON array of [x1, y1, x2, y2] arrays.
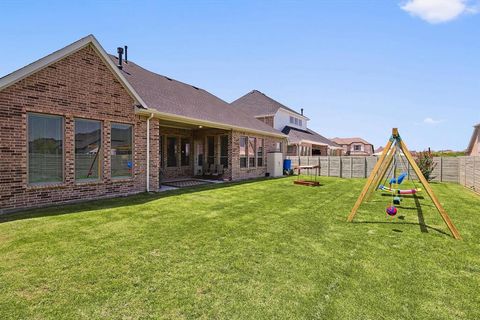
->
[[1, 177, 479, 319]]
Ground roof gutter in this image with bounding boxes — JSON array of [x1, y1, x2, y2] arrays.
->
[[136, 107, 287, 139]]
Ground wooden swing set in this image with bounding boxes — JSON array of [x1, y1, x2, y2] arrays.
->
[[347, 128, 461, 240]]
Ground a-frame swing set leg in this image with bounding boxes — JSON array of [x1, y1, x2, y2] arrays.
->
[[347, 138, 394, 222], [366, 145, 397, 201], [347, 128, 461, 240], [398, 140, 461, 240]]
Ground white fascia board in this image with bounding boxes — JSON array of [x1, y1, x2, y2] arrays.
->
[[0, 35, 93, 91], [254, 114, 276, 118], [136, 108, 287, 139], [0, 34, 148, 109], [299, 139, 329, 146], [279, 107, 310, 121]]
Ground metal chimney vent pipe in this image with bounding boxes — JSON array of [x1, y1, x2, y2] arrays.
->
[[117, 47, 124, 70]]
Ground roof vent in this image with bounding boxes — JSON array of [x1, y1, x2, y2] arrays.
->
[[124, 46, 128, 63], [192, 86, 200, 90], [301, 108, 304, 115], [117, 47, 124, 70], [165, 77, 173, 81]]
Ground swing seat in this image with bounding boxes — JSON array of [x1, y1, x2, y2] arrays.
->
[[393, 196, 401, 205], [389, 172, 407, 185], [379, 185, 421, 195]]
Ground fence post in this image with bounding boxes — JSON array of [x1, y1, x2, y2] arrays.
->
[[327, 156, 330, 177], [440, 157, 443, 182], [350, 157, 353, 178], [474, 157, 476, 191], [339, 157, 343, 178]]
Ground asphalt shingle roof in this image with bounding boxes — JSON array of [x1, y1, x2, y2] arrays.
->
[[282, 126, 340, 147], [331, 137, 373, 145], [110, 57, 282, 136], [231, 90, 305, 118]]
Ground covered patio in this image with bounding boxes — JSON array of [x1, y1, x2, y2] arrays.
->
[[156, 118, 232, 186]]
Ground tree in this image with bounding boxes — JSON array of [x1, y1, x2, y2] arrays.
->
[[415, 150, 437, 182]]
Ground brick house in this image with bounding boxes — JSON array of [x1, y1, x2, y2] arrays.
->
[[331, 137, 374, 156], [231, 90, 341, 156], [0, 35, 286, 213], [466, 123, 480, 156]]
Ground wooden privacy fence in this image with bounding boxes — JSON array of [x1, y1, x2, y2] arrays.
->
[[458, 156, 480, 193], [286, 156, 480, 192]]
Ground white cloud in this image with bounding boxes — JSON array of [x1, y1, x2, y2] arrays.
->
[[423, 117, 443, 124], [400, 0, 478, 23]]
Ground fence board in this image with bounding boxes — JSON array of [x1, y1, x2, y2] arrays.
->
[[285, 155, 475, 186], [475, 157, 480, 192]]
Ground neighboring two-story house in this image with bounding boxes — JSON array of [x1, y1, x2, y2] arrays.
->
[[467, 123, 480, 156], [231, 90, 341, 156], [331, 137, 374, 156]]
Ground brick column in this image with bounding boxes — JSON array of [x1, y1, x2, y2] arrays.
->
[[104, 120, 111, 182], [149, 118, 160, 191], [64, 115, 75, 185]]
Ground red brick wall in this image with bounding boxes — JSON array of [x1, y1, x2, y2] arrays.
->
[[0, 45, 150, 213], [231, 130, 285, 180]]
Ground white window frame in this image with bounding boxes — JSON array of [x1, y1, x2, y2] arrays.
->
[[74, 118, 103, 182], [27, 112, 65, 185], [111, 122, 134, 179]]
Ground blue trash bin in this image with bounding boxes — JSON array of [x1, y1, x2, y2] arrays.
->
[[283, 159, 292, 171]]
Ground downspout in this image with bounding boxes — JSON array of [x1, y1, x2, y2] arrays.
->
[[146, 113, 154, 192]]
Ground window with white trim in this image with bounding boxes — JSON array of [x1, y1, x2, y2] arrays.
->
[[248, 137, 256, 167], [257, 138, 264, 167], [239, 136, 247, 168], [75, 119, 102, 181], [28, 113, 64, 184], [111, 123, 133, 178]]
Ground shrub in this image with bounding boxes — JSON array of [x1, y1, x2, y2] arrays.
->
[[415, 150, 437, 182]]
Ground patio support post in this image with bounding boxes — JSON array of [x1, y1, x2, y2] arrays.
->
[[146, 113, 154, 192]]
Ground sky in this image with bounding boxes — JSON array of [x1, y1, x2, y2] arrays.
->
[[1, 0, 479, 151]]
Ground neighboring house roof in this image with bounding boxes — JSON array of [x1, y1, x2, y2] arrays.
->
[[467, 123, 480, 154], [373, 146, 385, 156], [231, 90, 309, 119], [331, 137, 373, 146], [282, 126, 341, 148], [0, 34, 285, 138], [110, 57, 283, 137]]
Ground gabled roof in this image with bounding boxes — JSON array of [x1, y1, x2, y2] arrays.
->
[[282, 126, 340, 148], [231, 90, 308, 119], [467, 123, 480, 154], [0, 34, 147, 107], [374, 146, 384, 154], [110, 57, 284, 137], [331, 137, 373, 146], [0, 35, 285, 138]]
